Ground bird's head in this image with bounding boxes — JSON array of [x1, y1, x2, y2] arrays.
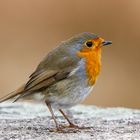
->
[[64, 32, 112, 57], [70, 32, 112, 56], [66, 32, 112, 85], [80, 36, 111, 52]]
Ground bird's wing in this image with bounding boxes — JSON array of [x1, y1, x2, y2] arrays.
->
[[24, 70, 58, 91], [24, 56, 79, 92], [24, 44, 80, 91], [0, 47, 80, 103]]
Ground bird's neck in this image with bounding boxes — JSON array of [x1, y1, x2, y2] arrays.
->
[[78, 48, 102, 85]]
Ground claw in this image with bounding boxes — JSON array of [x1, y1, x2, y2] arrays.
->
[[48, 127, 64, 133], [48, 127, 80, 133], [59, 123, 79, 128]]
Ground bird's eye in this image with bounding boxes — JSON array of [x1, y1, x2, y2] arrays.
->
[[86, 41, 93, 47]]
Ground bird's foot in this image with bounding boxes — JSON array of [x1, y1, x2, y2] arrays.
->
[[49, 124, 80, 133], [48, 123, 91, 133], [48, 127, 79, 133], [60, 123, 91, 129], [60, 123, 79, 129], [48, 126, 65, 133]]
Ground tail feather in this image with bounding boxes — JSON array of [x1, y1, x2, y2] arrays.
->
[[0, 85, 25, 103]]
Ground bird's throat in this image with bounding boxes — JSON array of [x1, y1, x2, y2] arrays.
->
[[77, 48, 102, 85]]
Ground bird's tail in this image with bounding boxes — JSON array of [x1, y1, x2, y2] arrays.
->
[[0, 84, 26, 103]]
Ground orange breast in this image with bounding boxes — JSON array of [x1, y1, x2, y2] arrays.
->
[[77, 48, 101, 85]]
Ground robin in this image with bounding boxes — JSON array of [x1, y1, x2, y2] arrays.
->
[[0, 32, 112, 131]]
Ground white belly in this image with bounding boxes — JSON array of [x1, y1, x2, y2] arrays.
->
[[47, 85, 94, 109]]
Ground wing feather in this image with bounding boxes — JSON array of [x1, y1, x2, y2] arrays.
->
[[0, 47, 80, 102], [25, 70, 58, 90]]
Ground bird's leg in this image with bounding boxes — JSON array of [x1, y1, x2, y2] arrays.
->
[[59, 109, 79, 128], [45, 101, 61, 131]]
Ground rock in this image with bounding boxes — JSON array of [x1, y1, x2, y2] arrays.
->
[[0, 102, 140, 140]]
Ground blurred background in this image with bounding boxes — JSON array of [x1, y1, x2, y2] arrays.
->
[[0, 0, 139, 109]]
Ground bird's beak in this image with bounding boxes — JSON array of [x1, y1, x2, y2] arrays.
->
[[102, 41, 112, 46]]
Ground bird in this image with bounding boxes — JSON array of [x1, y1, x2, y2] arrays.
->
[[0, 32, 112, 132]]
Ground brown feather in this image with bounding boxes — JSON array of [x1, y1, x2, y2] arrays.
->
[[25, 70, 58, 90], [0, 85, 25, 103]]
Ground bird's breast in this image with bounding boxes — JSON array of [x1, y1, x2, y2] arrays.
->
[[77, 48, 102, 85]]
